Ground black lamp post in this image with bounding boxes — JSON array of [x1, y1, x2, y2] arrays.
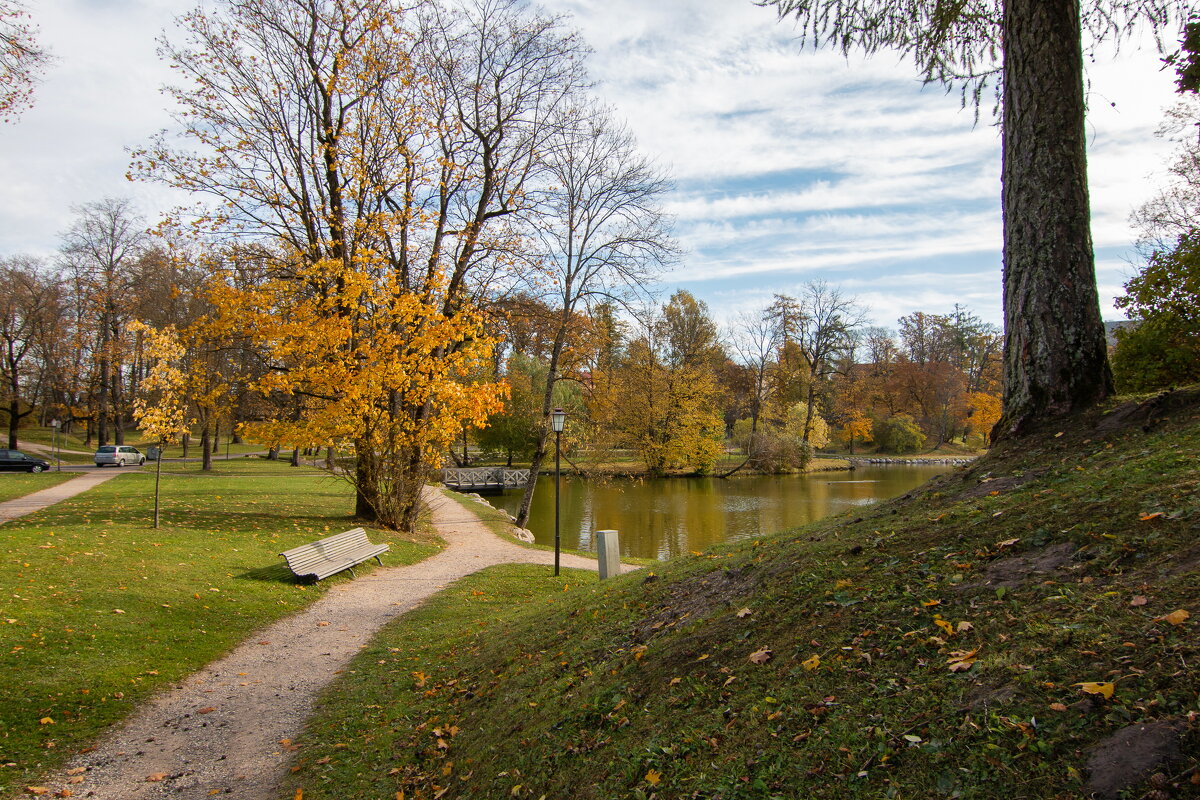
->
[[551, 407, 566, 577]]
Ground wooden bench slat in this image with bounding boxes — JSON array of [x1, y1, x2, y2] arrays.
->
[[279, 527, 389, 581]]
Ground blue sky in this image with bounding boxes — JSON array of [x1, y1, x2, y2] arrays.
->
[[0, 0, 1184, 331]]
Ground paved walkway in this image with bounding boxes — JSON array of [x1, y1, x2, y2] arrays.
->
[[36, 487, 638, 799], [0, 470, 123, 524]]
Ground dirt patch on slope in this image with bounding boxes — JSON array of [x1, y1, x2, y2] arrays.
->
[[958, 541, 1077, 590], [1085, 719, 1190, 800], [632, 567, 756, 642]]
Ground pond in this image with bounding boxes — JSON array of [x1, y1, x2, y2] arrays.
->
[[489, 464, 955, 561]]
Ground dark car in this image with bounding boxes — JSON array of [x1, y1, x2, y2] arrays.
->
[[0, 449, 52, 473]]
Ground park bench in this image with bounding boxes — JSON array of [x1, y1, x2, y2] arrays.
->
[[278, 527, 389, 581]]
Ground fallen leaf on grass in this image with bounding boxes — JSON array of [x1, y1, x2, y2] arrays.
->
[[934, 619, 955, 637], [1049, 702, 1068, 712], [1073, 682, 1114, 699], [735, 608, 752, 618], [1156, 609, 1190, 626], [946, 649, 978, 672], [38, 717, 53, 725], [748, 648, 772, 665], [645, 769, 662, 785], [1139, 512, 1164, 521], [921, 600, 941, 607], [1130, 595, 1148, 607], [801, 655, 821, 671]]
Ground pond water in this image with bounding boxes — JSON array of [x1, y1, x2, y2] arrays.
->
[[489, 464, 954, 561]]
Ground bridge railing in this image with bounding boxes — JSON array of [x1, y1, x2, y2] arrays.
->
[[441, 467, 530, 488]]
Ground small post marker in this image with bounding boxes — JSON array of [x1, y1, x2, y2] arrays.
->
[[597, 530, 621, 580]]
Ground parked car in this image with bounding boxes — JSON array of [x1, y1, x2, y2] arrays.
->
[[0, 449, 52, 473], [94, 445, 146, 467]]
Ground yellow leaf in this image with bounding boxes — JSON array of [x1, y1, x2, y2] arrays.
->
[[1139, 511, 1164, 521], [934, 619, 955, 637], [921, 599, 941, 607], [38, 717, 54, 725], [1157, 609, 1190, 626], [946, 648, 978, 672], [1074, 681, 1114, 699], [801, 654, 821, 671], [24, 788, 48, 796], [645, 769, 662, 785], [834, 579, 853, 589], [735, 608, 752, 618]]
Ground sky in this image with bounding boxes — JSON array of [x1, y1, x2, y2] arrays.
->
[[0, 0, 1186, 331]]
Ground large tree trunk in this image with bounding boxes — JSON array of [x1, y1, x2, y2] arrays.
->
[[996, 0, 1113, 439]]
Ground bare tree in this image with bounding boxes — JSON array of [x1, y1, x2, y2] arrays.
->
[[770, 282, 866, 448], [59, 198, 148, 446], [0, 256, 57, 448], [512, 103, 675, 527], [720, 304, 785, 477]]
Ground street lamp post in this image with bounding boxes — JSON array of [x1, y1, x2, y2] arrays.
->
[[551, 408, 566, 577], [49, 419, 60, 471]]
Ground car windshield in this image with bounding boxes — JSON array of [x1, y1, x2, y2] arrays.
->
[[97, 446, 117, 453]]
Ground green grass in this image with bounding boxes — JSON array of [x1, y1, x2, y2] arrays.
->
[[0, 460, 441, 794], [0, 472, 75, 503], [288, 392, 1200, 800]]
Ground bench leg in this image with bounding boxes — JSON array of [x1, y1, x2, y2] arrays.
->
[[375, 555, 384, 566], [347, 566, 357, 578]]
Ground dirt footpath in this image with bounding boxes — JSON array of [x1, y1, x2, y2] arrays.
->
[[38, 488, 636, 799]]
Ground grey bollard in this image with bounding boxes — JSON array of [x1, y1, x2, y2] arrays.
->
[[596, 529, 621, 580]]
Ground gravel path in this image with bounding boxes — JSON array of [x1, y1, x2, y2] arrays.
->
[[37, 487, 636, 799], [0, 470, 123, 524]]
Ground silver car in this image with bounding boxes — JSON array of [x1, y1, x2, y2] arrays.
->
[[95, 445, 146, 467]]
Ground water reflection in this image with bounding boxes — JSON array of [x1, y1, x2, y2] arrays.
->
[[490, 465, 952, 561]]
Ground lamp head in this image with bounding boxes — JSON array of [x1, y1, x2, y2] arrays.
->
[[551, 408, 566, 433]]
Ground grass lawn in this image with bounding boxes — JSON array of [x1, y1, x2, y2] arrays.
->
[[0, 459, 441, 794], [0, 472, 76, 504], [285, 391, 1200, 800]]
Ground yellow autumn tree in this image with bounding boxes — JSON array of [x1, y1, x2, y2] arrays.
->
[[129, 321, 194, 529], [135, 0, 585, 529]]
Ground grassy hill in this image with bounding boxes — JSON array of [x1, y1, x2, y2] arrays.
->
[[290, 389, 1200, 800]]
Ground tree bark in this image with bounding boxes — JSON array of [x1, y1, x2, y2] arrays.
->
[[996, 0, 1113, 439], [201, 423, 213, 472]]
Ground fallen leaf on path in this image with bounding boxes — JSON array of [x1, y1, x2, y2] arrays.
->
[[146, 774, 167, 782]]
